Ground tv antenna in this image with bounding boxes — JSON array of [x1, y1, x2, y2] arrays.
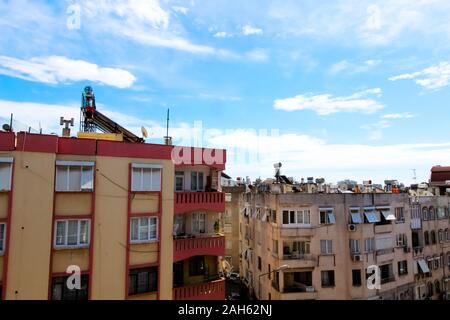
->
[[164, 108, 172, 145]]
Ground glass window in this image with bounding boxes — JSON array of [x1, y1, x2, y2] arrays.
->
[[189, 256, 205, 276], [128, 267, 158, 295], [321, 270, 335, 287], [192, 213, 206, 234], [54, 220, 90, 248], [131, 166, 161, 192], [320, 209, 335, 225], [130, 217, 158, 242], [320, 240, 332, 255], [0, 223, 5, 254], [55, 163, 94, 192], [352, 270, 362, 286], [0, 161, 13, 191], [51, 275, 89, 300]]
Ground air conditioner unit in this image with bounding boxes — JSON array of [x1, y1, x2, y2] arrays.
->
[[352, 254, 363, 262], [348, 224, 357, 232]]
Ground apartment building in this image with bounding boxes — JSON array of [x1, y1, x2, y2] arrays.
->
[[222, 185, 246, 274], [410, 170, 450, 300], [0, 131, 226, 300], [240, 181, 416, 300]]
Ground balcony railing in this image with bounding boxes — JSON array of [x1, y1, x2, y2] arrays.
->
[[380, 276, 396, 285], [174, 192, 225, 214], [282, 253, 315, 261], [173, 278, 226, 300], [283, 284, 315, 293], [173, 235, 225, 262]]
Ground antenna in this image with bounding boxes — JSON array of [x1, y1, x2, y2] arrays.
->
[[164, 108, 172, 145], [411, 169, 417, 183]]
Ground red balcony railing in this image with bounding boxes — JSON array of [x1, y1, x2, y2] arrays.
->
[[174, 192, 225, 214], [173, 235, 225, 262], [173, 278, 226, 300]]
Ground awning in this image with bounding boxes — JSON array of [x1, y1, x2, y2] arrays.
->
[[418, 259, 430, 273], [364, 211, 380, 223], [381, 210, 396, 221], [351, 212, 362, 224]]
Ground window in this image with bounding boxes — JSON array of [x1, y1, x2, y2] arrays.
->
[[55, 220, 90, 248], [320, 240, 333, 255], [429, 207, 436, 220], [364, 238, 375, 253], [446, 229, 449, 242], [51, 275, 88, 300], [175, 171, 184, 191], [0, 158, 13, 191], [0, 223, 5, 255], [258, 257, 262, 271], [189, 256, 205, 276], [349, 208, 362, 224], [438, 229, 444, 243], [364, 208, 380, 223], [293, 241, 310, 255], [352, 270, 362, 286], [269, 210, 277, 223], [424, 231, 430, 246], [192, 213, 206, 234], [396, 234, 407, 247], [55, 161, 94, 192], [321, 270, 335, 287], [376, 207, 395, 225], [130, 217, 158, 243], [128, 267, 158, 296], [319, 208, 335, 225], [380, 264, 394, 284], [430, 230, 436, 245], [131, 164, 161, 192], [268, 265, 271, 280], [190, 171, 204, 191], [422, 207, 429, 220], [375, 236, 394, 252], [398, 261, 408, 276], [395, 208, 405, 223], [435, 280, 441, 294], [350, 239, 360, 254], [437, 207, 446, 219], [282, 209, 311, 226]]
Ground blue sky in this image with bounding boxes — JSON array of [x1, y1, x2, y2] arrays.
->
[[1, 0, 450, 184]]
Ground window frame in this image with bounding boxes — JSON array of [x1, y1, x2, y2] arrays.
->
[[398, 260, 408, 276], [282, 209, 311, 227], [320, 239, 333, 255], [55, 161, 95, 192], [130, 216, 159, 244], [128, 267, 158, 296], [54, 219, 91, 249], [131, 163, 162, 192], [350, 239, 360, 254], [0, 158, 13, 192], [319, 208, 335, 225], [51, 274, 89, 300], [190, 171, 205, 192], [192, 212, 206, 234], [352, 269, 362, 287], [395, 207, 405, 223], [321, 270, 335, 288], [364, 238, 375, 253], [175, 171, 184, 191]]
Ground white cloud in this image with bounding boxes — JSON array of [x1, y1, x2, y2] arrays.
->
[[329, 59, 381, 75], [274, 88, 384, 115], [172, 6, 189, 15], [381, 113, 415, 119], [213, 31, 232, 38], [245, 49, 269, 62], [0, 55, 137, 88], [242, 24, 263, 35], [389, 62, 450, 90]]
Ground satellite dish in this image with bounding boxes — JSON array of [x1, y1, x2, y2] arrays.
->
[[2, 124, 11, 132], [141, 126, 148, 138]]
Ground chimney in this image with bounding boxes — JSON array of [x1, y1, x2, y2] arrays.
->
[[164, 136, 172, 145]]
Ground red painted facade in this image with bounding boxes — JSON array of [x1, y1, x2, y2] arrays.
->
[[173, 236, 225, 263], [174, 192, 225, 214], [0, 132, 15, 151], [173, 278, 226, 300]]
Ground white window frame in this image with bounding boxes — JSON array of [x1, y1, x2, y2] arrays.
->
[[319, 208, 336, 225], [131, 163, 162, 192], [130, 216, 159, 243], [55, 161, 95, 192], [192, 213, 206, 234], [395, 207, 405, 223], [0, 223, 6, 255], [350, 239, 360, 254], [320, 240, 333, 255], [282, 209, 311, 228], [54, 219, 91, 249], [0, 158, 13, 192], [190, 171, 204, 191], [365, 238, 375, 253], [396, 234, 407, 247], [175, 171, 185, 192]]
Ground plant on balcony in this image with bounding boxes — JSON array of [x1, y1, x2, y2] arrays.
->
[[214, 220, 221, 234]]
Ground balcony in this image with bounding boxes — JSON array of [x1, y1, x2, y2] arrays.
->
[[279, 227, 315, 238], [173, 235, 225, 262], [174, 192, 225, 214], [173, 278, 226, 300], [276, 284, 317, 300], [281, 254, 316, 269]]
